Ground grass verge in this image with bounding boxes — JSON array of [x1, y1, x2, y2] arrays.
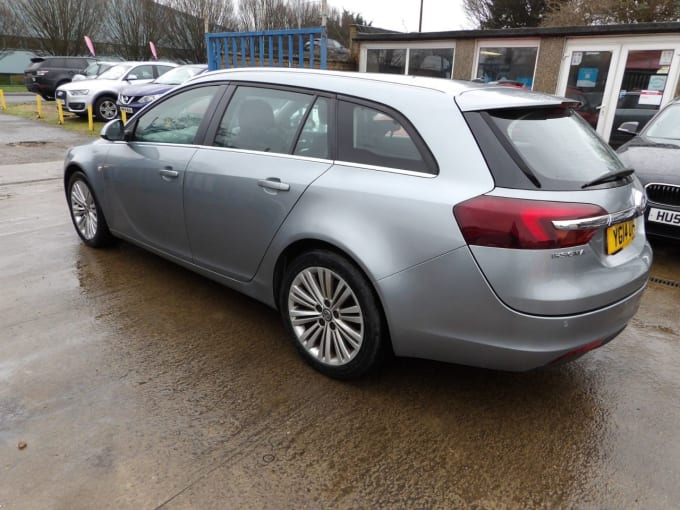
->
[[1, 100, 105, 137], [0, 85, 27, 93]]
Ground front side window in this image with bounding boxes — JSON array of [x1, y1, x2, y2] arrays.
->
[[129, 65, 154, 80], [644, 104, 680, 140], [476, 46, 538, 89], [99, 64, 132, 80], [214, 86, 314, 154], [338, 101, 434, 174], [133, 86, 219, 144]]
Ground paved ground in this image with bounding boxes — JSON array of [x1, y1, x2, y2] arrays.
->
[[1, 114, 679, 509]]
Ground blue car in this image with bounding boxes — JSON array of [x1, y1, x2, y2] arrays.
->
[[117, 64, 208, 116]]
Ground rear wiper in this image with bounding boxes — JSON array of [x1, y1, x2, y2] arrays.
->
[[581, 168, 634, 189]]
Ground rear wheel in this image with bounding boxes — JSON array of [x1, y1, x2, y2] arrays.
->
[[67, 172, 114, 248], [94, 95, 118, 121], [280, 250, 386, 379]]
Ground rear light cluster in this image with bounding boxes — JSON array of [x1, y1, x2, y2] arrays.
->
[[453, 196, 607, 249]]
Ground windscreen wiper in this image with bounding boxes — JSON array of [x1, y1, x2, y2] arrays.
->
[[581, 168, 634, 189]]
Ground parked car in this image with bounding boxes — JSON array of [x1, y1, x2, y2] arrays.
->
[[24, 56, 95, 100], [304, 38, 350, 60], [117, 64, 208, 116], [72, 61, 120, 82], [609, 91, 661, 148], [55, 61, 177, 121], [617, 98, 680, 242], [63, 69, 651, 379]]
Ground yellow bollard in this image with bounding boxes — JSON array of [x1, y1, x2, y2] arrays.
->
[[56, 101, 64, 125], [36, 95, 43, 119], [0, 90, 6, 110], [87, 104, 94, 133], [121, 109, 127, 124]]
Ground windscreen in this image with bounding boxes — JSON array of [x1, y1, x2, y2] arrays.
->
[[486, 107, 626, 188], [98, 64, 132, 80], [644, 103, 680, 140]]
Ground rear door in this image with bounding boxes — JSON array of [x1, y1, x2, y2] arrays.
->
[[184, 85, 333, 282]]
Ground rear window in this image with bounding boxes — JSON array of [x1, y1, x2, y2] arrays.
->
[[466, 107, 626, 190]]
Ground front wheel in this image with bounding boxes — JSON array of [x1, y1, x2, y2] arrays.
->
[[94, 96, 118, 121], [67, 172, 114, 247], [280, 250, 386, 379]]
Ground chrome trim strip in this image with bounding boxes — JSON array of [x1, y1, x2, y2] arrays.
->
[[552, 202, 646, 231], [553, 190, 646, 230], [333, 160, 437, 178], [645, 182, 680, 192]]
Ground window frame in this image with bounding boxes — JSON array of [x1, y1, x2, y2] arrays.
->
[[336, 95, 439, 176], [472, 38, 540, 90]]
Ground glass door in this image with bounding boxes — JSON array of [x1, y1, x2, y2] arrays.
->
[[609, 48, 676, 148], [557, 43, 620, 138]]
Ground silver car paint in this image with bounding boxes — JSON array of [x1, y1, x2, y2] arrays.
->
[[64, 68, 652, 371]]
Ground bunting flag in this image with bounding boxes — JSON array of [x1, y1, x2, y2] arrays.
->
[[84, 36, 95, 57], [149, 41, 158, 60]]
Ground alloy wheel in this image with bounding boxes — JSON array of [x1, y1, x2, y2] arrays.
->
[[70, 180, 98, 240], [288, 266, 364, 366]]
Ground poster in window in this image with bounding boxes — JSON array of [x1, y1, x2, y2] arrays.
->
[[576, 68, 598, 88], [648, 75, 667, 91]]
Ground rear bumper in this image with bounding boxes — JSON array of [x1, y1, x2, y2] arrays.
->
[[377, 246, 648, 371]]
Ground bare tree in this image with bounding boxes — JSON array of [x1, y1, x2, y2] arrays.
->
[[167, 0, 237, 63], [464, 0, 551, 28], [105, 0, 172, 60], [543, 0, 680, 25], [238, 0, 293, 31], [11, 0, 105, 55]]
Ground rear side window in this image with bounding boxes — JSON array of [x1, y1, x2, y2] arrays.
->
[[214, 86, 314, 154], [46, 58, 65, 68], [466, 108, 626, 190], [337, 100, 436, 174]]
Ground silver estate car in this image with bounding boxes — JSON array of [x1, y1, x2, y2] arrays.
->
[[64, 68, 652, 379]]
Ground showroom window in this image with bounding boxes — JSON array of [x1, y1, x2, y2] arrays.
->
[[365, 45, 455, 79], [475, 43, 539, 89]]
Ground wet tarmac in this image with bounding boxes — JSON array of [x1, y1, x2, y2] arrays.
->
[[1, 115, 679, 509]]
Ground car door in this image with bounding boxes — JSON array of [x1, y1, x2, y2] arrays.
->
[[184, 85, 334, 282], [104, 84, 223, 259]]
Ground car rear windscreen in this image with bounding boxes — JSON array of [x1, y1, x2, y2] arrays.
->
[[465, 107, 628, 190]]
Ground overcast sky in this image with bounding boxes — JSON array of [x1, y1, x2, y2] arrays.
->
[[333, 0, 471, 32]]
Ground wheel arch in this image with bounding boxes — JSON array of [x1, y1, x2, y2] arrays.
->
[[272, 238, 393, 352]]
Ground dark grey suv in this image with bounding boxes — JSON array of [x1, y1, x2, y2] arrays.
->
[[24, 56, 95, 100]]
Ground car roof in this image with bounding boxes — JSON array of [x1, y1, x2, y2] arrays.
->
[[190, 67, 572, 112]]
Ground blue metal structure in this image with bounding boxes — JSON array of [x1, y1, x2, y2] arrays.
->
[[206, 28, 327, 71]]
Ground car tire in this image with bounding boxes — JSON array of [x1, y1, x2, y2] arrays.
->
[[67, 171, 115, 248], [94, 95, 118, 121], [280, 250, 386, 379]]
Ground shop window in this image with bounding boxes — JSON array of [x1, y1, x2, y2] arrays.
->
[[476, 46, 538, 89], [408, 48, 454, 79], [366, 49, 406, 74]]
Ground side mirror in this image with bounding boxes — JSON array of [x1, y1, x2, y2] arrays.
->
[[617, 121, 640, 135], [72, 74, 86, 82], [100, 119, 125, 141], [127, 74, 138, 81]]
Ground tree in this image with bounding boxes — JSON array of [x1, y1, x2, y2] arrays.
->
[[464, 0, 552, 28], [543, 0, 680, 25], [105, 0, 171, 60], [11, 0, 105, 55], [167, 0, 237, 63]]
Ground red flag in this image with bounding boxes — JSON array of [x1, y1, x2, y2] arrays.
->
[[84, 36, 95, 57], [149, 41, 158, 60]]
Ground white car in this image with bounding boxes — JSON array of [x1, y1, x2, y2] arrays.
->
[[55, 61, 176, 121]]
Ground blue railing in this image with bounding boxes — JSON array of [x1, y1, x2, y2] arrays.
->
[[206, 28, 327, 71]]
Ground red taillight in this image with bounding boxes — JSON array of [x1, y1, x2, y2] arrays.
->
[[453, 196, 607, 249], [549, 339, 605, 366]]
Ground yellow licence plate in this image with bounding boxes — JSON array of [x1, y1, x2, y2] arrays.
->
[[606, 219, 636, 255]]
